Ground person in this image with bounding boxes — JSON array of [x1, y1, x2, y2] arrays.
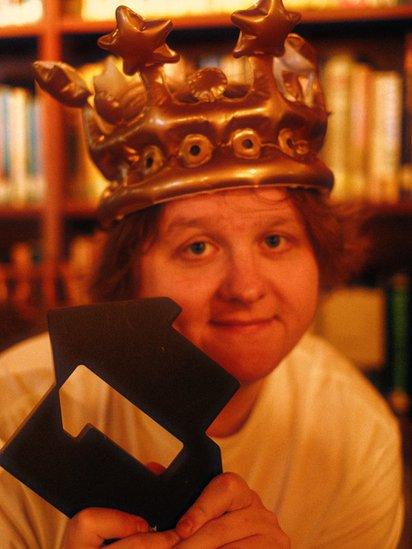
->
[[0, 1, 404, 547]]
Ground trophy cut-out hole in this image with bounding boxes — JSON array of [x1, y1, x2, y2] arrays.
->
[[59, 365, 183, 471]]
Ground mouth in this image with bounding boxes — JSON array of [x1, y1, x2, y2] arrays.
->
[[209, 317, 275, 332]]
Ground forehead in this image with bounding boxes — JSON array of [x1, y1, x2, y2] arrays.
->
[[158, 188, 303, 232]]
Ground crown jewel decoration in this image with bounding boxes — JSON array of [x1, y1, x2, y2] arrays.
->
[[33, 0, 333, 226]]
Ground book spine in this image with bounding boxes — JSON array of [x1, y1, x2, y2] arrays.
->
[[0, 87, 11, 204], [401, 33, 412, 198], [8, 87, 29, 205], [321, 54, 353, 200], [26, 95, 44, 204], [0, 0, 42, 25], [367, 71, 403, 203], [347, 62, 371, 199], [387, 272, 411, 416]]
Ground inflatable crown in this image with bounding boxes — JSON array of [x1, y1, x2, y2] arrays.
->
[[34, 0, 333, 226]]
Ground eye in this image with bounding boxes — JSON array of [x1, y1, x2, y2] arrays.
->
[[189, 241, 207, 255], [140, 145, 164, 176], [231, 128, 261, 159], [179, 134, 213, 167], [180, 239, 217, 261], [265, 235, 282, 248]]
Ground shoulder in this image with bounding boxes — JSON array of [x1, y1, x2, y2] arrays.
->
[[0, 332, 54, 405], [279, 332, 398, 436], [0, 332, 52, 371], [281, 335, 404, 546], [0, 333, 54, 444]]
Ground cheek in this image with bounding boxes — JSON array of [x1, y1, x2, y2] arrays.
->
[[137, 261, 211, 340], [288, 255, 319, 321], [170, 290, 210, 338]]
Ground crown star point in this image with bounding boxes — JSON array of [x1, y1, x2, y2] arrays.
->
[[231, 0, 301, 57], [98, 5, 179, 75]]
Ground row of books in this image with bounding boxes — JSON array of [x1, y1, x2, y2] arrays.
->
[[71, 49, 412, 204], [321, 54, 411, 202], [0, 86, 45, 206], [75, 0, 401, 20], [314, 273, 411, 417], [1, 47, 411, 208], [0, 0, 42, 26]]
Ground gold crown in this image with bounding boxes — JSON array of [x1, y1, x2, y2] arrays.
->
[[34, 0, 333, 227]]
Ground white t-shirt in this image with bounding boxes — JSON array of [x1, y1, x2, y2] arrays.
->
[[0, 331, 404, 548]]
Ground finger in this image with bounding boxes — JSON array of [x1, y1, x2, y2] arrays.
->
[[111, 529, 181, 548], [176, 472, 260, 538], [220, 533, 290, 549], [62, 507, 149, 547], [175, 507, 281, 548]]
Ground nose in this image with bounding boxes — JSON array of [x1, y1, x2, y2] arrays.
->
[[216, 253, 268, 305]]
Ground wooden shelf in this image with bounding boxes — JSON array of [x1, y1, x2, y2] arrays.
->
[[364, 200, 412, 217], [0, 23, 45, 38], [60, 14, 233, 34], [0, 206, 43, 220], [60, 6, 412, 34], [1, 6, 412, 37], [300, 5, 412, 24], [64, 201, 98, 218]]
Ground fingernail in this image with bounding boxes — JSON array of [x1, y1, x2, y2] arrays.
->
[[135, 518, 150, 532], [176, 518, 193, 537]]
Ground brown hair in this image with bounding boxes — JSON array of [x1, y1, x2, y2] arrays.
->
[[91, 204, 163, 302], [90, 189, 368, 302], [289, 189, 369, 289]]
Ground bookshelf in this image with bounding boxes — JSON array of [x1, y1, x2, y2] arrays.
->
[[0, 1, 412, 304], [0, 4, 411, 544]]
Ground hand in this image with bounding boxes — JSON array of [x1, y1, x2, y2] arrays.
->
[[61, 463, 180, 548], [61, 507, 181, 548], [174, 472, 290, 548]]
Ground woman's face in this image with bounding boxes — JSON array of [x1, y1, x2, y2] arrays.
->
[[136, 188, 319, 384]]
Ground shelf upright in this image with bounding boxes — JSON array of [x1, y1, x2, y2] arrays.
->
[[38, 0, 64, 306]]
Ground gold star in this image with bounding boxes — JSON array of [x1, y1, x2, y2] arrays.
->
[[231, 0, 301, 58], [98, 6, 179, 75]]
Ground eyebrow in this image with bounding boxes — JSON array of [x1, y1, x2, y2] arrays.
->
[[163, 213, 298, 235]]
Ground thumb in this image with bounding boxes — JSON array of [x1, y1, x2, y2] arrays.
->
[[146, 461, 167, 475]]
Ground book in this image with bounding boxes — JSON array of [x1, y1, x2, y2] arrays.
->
[[26, 96, 45, 204], [347, 62, 372, 199], [8, 86, 30, 205], [76, 0, 404, 21], [321, 53, 353, 200], [401, 33, 412, 199], [0, 87, 11, 203], [367, 71, 403, 203], [386, 272, 411, 416], [0, 0, 43, 26], [0, 86, 44, 206], [320, 52, 404, 203]]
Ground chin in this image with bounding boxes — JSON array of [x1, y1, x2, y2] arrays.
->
[[207, 347, 283, 385]]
